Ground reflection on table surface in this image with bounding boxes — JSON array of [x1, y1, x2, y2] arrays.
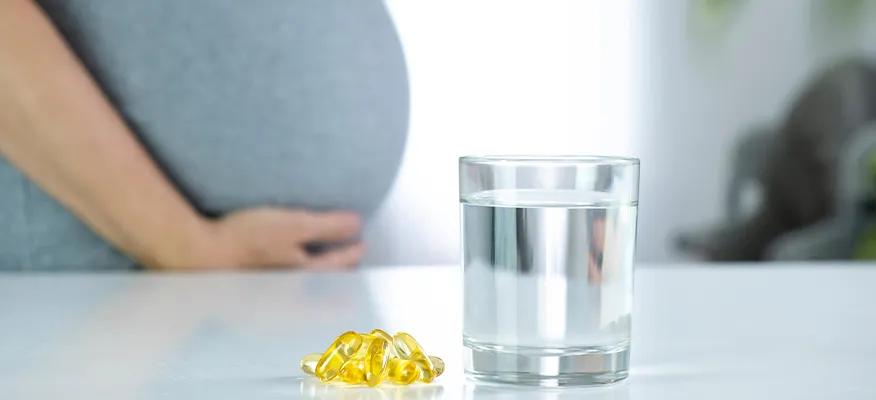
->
[[298, 377, 630, 400], [0, 264, 875, 399]]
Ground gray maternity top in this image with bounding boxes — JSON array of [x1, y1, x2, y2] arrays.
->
[[0, 1, 408, 270]]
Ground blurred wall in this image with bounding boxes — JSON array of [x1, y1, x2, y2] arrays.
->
[[364, 0, 876, 266]]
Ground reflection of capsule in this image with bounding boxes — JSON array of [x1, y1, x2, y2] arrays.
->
[[315, 331, 363, 381]]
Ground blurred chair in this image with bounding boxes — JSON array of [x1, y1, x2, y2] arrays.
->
[[677, 122, 876, 260], [676, 58, 876, 261], [768, 124, 876, 259]]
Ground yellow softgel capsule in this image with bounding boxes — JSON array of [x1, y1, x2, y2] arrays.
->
[[302, 330, 442, 386], [341, 331, 389, 386], [351, 335, 373, 358], [386, 357, 419, 385], [363, 335, 391, 387], [429, 356, 445, 377], [392, 332, 424, 359], [300, 353, 321, 375], [338, 358, 367, 384], [409, 351, 436, 383], [369, 329, 394, 347], [393, 333, 436, 382], [315, 331, 363, 382]]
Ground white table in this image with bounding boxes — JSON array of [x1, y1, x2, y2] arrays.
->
[[0, 263, 874, 399]]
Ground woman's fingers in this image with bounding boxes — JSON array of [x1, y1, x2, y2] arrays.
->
[[298, 211, 362, 242], [303, 242, 365, 269], [193, 208, 364, 270]]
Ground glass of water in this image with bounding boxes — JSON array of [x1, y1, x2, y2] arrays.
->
[[460, 155, 639, 386]]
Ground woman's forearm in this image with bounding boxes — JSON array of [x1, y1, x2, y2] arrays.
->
[[0, 0, 210, 268]]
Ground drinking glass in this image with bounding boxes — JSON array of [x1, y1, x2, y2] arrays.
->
[[460, 155, 639, 386]]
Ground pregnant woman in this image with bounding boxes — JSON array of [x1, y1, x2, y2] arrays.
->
[[0, 0, 409, 270]]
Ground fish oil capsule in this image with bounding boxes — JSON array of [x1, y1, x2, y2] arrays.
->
[[300, 353, 322, 375], [393, 333, 436, 382], [369, 329, 394, 347], [351, 330, 388, 356], [387, 357, 419, 385], [338, 358, 367, 384], [363, 336, 391, 387], [409, 351, 436, 383], [429, 356, 445, 377], [315, 331, 363, 382], [352, 335, 374, 358], [346, 332, 389, 386], [302, 330, 443, 386], [392, 332, 424, 359]]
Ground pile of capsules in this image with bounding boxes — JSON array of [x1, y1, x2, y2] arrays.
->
[[300, 329, 444, 386]]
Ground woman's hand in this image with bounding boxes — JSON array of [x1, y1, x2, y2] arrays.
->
[[161, 208, 364, 271]]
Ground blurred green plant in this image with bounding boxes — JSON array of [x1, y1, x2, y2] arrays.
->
[[824, 0, 866, 21], [853, 153, 876, 260], [687, 0, 745, 46]]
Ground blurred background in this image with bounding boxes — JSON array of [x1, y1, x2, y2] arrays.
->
[[365, 0, 876, 265], [4, 0, 876, 270]]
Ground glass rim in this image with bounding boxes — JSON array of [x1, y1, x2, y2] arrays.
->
[[459, 155, 640, 166]]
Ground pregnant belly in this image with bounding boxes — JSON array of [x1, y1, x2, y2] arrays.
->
[[157, 123, 408, 217], [40, 0, 409, 217]]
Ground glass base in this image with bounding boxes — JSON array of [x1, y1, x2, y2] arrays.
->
[[463, 337, 630, 387]]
